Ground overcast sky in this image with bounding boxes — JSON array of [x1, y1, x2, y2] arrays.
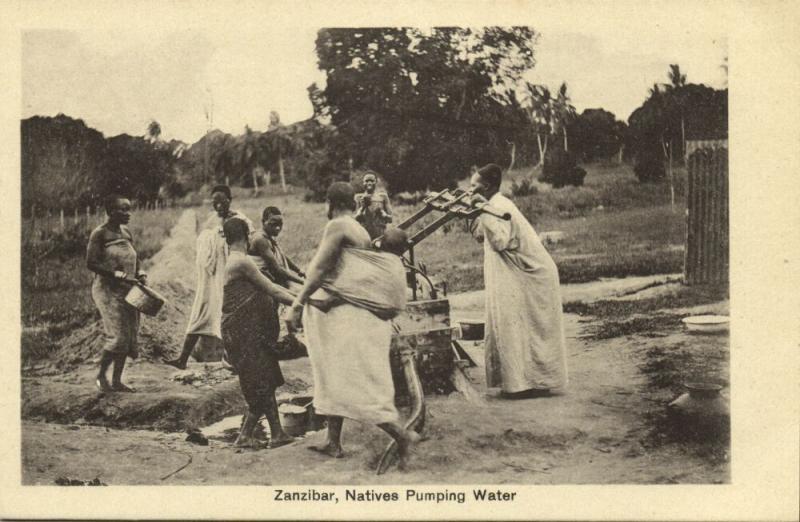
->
[[22, 25, 726, 143]]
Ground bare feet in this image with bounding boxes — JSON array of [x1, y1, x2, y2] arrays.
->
[[396, 430, 422, 471], [163, 358, 187, 370], [308, 443, 344, 458], [234, 435, 263, 449], [111, 383, 136, 393], [95, 377, 112, 392], [268, 435, 298, 449], [500, 388, 551, 400]]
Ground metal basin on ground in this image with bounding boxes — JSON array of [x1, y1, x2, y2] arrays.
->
[[681, 315, 729, 334]]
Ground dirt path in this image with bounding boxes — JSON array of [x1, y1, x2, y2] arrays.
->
[[21, 209, 729, 485]]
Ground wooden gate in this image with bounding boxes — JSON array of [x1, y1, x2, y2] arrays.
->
[[684, 143, 729, 285]]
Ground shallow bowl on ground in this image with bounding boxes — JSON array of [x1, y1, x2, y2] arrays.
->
[[681, 315, 729, 334]]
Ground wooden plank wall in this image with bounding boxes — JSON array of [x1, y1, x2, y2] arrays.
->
[[685, 146, 729, 285]]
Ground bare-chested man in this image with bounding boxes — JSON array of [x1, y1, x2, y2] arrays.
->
[[249, 206, 305, 289], [286, 182, 419, 469], [354, 172, 392, 240]]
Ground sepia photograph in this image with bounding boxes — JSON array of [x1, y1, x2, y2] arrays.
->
[[3, 1, 798, 520]]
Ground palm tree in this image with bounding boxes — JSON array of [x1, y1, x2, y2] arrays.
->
[[553, 82, 576, 152], [214, 137, 236, 186], [648, 83, 676, 211], [264, 111, 292, 193], [240, 125, 260, 194], [147, 120, 162, 143], [666, 64, 687, 159], [522, 82, 553, 167]]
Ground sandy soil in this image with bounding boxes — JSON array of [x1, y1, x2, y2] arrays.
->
[[21, 209, 730, 485]]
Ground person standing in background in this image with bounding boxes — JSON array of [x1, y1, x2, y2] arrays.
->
[[165, 185, 253, 370], [355, 172, 392, 240]]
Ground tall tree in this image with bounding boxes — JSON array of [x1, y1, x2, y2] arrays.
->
[[553, 82, 576, 152], [240, 125, 260, 194], [666, 64, 687, 159], [522, 82, 553, 167], [568, 108, 627, 163], [311, 27, 537, 193], [263, 111, 293, 193], [627, 80, 727, 191]]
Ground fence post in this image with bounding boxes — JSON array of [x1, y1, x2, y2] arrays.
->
[[59, 209, 65, 232], [31, 203, 36, 240], [44, 208, 51, 240]]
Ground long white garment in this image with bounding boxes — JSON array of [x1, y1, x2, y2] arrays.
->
[[303, 296, 400, 424], [478, 193, 568, 392], [185, 210, 253, 338]]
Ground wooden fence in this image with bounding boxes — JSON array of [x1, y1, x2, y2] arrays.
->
[[684, 143, 728, 285], [22, 200, 175, 247]]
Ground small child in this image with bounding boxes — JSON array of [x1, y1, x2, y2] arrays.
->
[[375, 227, 409, 256]]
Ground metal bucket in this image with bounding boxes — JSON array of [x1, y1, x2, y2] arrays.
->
[[125, 283, 166, 317], [279, 402, 309, 437], [458, 319, 485, 341]]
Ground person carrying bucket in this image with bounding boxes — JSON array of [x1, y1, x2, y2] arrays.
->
[[86, 193, 147, 393]]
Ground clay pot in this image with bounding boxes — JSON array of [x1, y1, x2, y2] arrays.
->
[[668, 382, 729, 418]]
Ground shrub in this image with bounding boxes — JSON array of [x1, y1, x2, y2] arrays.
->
[[539, 148, 587, 188], [510, 178, 539, 197], [394, 191, 429, 206], [634, 153, 666, 182]]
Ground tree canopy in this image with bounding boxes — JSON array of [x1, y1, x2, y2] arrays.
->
[[626, 75, 727, 181], [310, 27, 538, 193], [21, 114, 182, 213], [568, 108, 627, 163]]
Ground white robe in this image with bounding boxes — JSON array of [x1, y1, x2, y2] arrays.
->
[[303, 296, 400, 424], [185, 210, 253, 338], [478, 193, 567, 392]]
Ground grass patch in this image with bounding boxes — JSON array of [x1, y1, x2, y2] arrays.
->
[[563, 284, 729, 317], [580, 315, 683, 340]]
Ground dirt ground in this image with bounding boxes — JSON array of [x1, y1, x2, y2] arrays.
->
[[20, 209, 730, 485]]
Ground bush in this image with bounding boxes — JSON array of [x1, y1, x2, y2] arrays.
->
[[634, 153, 666, 182], [510, 178, 539, 197], [539, 149, 587, 188], [394, 191, 429, 206]]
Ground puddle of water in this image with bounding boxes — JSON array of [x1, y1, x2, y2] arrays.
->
[[202, 415, 244, 439]]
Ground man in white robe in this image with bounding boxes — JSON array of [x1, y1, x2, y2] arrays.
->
[[469, 164, 567, 398]]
